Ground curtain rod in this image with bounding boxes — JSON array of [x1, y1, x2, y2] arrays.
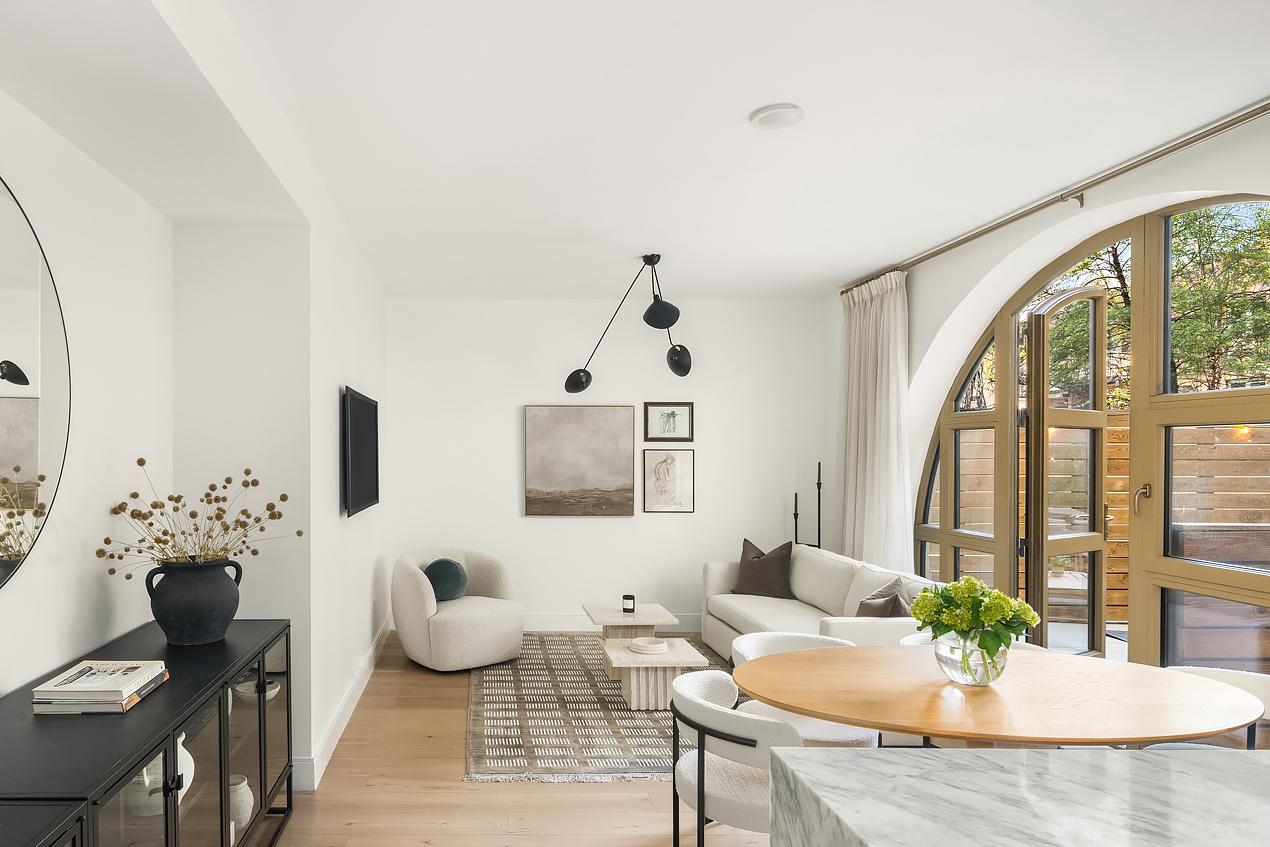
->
[[841, 91, 1270, 294]]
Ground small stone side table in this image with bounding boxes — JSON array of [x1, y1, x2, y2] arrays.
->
[[583, 602, 679, 639], [602, 638, 709, 710]]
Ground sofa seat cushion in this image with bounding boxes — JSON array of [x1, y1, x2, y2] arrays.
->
[[707, 593, 825, 636]]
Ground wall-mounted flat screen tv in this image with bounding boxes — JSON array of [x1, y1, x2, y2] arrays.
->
[[341, 386, 379, 516]]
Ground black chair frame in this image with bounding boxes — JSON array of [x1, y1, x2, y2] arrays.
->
[[670, 698, 759, 846]]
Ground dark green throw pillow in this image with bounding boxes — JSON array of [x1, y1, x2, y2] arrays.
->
[[424, 557, 468, 601]]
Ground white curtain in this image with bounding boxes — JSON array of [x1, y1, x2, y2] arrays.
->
[[841, 270, 913, 572]]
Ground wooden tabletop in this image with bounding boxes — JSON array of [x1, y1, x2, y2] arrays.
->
[[731, 646, 1265, 745]]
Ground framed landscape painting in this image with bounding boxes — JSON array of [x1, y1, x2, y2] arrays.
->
[[644, 402, 693, 442], [644, 449, 694, 513], [524, 405, 634, 516]]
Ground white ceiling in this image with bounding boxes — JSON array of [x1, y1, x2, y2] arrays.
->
[[220, 0, 1270, 297], [0, 1, 299, 223], [3, 3, 1270, 298]]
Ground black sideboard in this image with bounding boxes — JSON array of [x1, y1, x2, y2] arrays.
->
[[0, 620, 292, 847]]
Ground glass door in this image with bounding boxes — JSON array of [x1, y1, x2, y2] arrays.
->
[[1026, 288, 1109, 653], [1127, 199, 1270, 667], [95, 744, 170, 847], [174, 697, 222, 847], [227, 661, 262, 846], [264, 635, 290, 800]]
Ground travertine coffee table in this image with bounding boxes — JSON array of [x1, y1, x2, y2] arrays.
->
[[582, 602, 679, 639], [602, 638, 709, 710], [584, 603, 681, 679]]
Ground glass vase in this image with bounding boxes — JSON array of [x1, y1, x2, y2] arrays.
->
[[934, 632, 1009, 686]]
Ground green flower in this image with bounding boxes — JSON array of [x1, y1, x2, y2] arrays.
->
[[947, 576, 987, 605], [940, 603, 974, 631], [910, 590, 941, 624], [1014, 597, 1040, 627], [978, 590, 1016, 626]]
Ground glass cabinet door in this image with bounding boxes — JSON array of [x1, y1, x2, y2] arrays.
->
[[96, 747, 168, 847], [227, 662, 262, 846], [174, 698, 221, 847], [264, 636, 290, 797]]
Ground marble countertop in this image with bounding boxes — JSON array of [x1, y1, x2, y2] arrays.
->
[[771, 747, 1270, 847]]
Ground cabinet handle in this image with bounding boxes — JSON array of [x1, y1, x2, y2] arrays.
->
[[163, 773, 184, 796]]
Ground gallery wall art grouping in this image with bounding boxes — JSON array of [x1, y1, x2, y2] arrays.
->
[[524, 403, 695, 516]]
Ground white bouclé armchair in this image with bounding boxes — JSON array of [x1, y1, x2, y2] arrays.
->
[[391, 548, 524, 672]]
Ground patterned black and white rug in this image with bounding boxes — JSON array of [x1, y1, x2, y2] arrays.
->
[[465, 631, 732, 782]]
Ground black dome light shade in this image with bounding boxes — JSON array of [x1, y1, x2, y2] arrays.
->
[[561, 253, 693, 391], [642, 295, 680, 329], [0, 360, 29, 385], [564, 368, 592, 393], [666, 344, 691, 377]]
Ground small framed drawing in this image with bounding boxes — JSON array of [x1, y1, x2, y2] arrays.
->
[[644, 449, 694, 513], [644, 402, 693, 442]]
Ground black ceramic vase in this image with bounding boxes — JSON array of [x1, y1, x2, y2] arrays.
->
[[145, 558, 243, 645]]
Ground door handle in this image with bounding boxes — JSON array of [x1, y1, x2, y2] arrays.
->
[[1132, 483, 1152, 516], [1103, 503, 1111, 540]]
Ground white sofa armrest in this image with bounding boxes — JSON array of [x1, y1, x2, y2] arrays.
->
[[818, 616, 921, 645], [702, 560, 740, 624]]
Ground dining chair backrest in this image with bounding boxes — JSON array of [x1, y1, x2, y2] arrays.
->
[[731, 632, 855, 667], [670, 670, 801, 769], [900, 631, 1048, 650], [1166, 666, 1270, 719]]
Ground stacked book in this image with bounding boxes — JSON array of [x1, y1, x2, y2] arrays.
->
[[33, 660, 168, 714]]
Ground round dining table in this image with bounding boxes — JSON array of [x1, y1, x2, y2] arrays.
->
[[730, 645, 1264, 746]]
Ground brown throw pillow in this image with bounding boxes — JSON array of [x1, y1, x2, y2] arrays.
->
[[732, 540, 796, 599], [855, 577, 912, 617]]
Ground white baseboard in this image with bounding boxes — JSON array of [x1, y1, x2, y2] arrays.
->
[[293, 616, 391, 791], [524, 613, 702, 633]]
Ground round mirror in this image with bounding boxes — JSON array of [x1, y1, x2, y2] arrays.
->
[[0, 176, 70, 588]]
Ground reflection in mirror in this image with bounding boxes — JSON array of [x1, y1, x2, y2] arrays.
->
[[0, 177, 70, 588]]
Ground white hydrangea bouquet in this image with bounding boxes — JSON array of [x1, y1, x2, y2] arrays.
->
[[910, 576, 1040, 685]]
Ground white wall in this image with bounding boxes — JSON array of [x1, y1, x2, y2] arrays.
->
[[305, 221, 389, 787], [172, 221, 314, 760], [152, 1, 394, 788], [0, 88, 173, 695], [383, 297, 841, 631], [905, 113, 1270, 493]]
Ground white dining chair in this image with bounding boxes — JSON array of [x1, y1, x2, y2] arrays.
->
[[730, 632, 879, 748], [1144, 666, 1269, 750], [670, 670, 802, 845], [899, 630, 1049, 650]]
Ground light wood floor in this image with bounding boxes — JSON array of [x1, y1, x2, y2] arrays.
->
[[277, 634, 768, 847]]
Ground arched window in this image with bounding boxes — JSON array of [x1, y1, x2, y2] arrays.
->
[[915, 197, 1270, 669]]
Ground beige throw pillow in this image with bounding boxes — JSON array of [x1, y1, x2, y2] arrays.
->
[[855, 578, 912, 618]]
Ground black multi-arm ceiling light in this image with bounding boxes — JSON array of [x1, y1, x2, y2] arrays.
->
[[564, 253, 692, 393], [0, 360, 28, 385]]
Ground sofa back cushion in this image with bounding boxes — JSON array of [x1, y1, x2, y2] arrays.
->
[[788, 544, 863, 617], [842, 562, 936, 616]]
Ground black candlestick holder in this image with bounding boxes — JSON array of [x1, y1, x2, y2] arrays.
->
[[793, 461, 822, 548]]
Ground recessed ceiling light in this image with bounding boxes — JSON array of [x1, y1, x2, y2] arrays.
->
[[749, 103, 804, 130]]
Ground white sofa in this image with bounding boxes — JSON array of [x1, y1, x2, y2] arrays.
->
[[702, 544, 937, 661]]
